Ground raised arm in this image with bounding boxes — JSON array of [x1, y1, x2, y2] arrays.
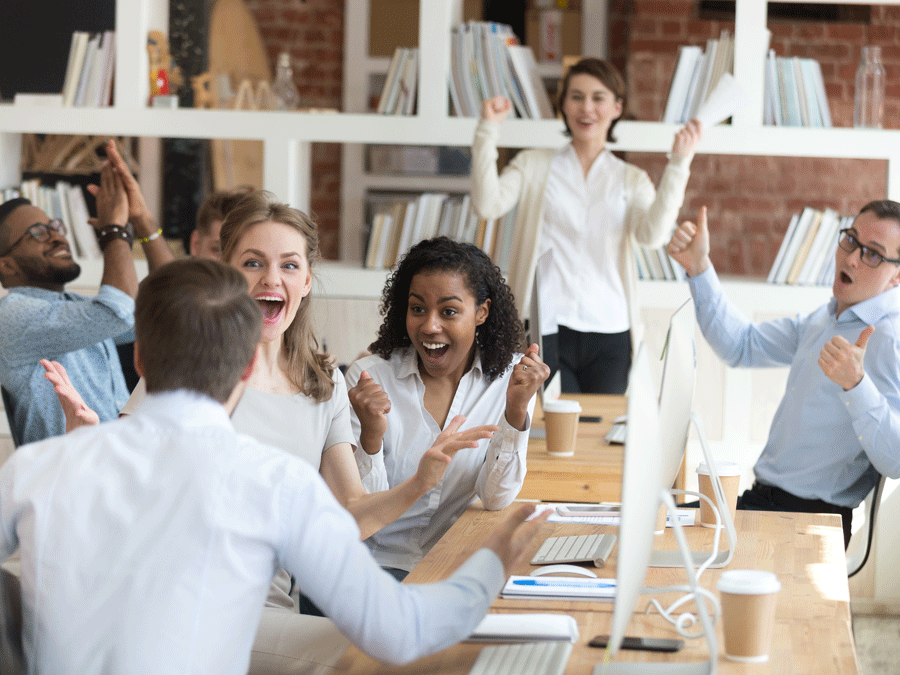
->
[[470, 97, 526, 220], [628, 119, 702, 248], [283, 463, 548, 666], [87, 158, 138, 298], [105, 139, 175, 271], [319, 416, 497, 541]]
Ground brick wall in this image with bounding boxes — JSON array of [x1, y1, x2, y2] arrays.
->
[[624, 0, 895, 276], [245, 0, 343, 258]]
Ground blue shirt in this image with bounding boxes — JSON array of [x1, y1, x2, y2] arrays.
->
[[0, 284, 134, 445], [688, 267, 900, 507]]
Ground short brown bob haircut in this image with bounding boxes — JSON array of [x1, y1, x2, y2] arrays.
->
[[557, 58, 626, 143], [135, 258, 261, 403]]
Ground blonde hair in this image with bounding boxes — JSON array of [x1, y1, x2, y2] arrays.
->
[[220, 190, 335, 402]]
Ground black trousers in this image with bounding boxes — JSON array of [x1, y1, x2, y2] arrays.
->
[[738, 481, 853, 549], [541, 327, 632, 394]]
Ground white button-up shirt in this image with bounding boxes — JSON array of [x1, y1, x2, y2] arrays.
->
[[539, 144, 630, 335], [348, 348, 532, 571], [0, 390, 505, 674]]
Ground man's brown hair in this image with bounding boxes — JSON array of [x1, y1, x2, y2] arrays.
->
[[135, 258, 261, 402]]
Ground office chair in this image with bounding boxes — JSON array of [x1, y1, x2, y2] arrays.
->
[[847, 473, 886, 578], [0, 388, 20, 449], [0, 567, 24, 675]]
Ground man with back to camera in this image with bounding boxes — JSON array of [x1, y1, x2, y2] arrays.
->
[[667, 202, 900, 548], [0, 140, 172, 444], [0, 257, 547, 674]]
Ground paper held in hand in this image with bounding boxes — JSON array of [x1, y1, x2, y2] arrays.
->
[[694, 73, 749, 128]]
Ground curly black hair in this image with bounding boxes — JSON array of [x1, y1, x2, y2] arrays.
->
[[369, 236, 525, 381]]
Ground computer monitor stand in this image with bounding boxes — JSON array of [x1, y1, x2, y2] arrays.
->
[[649, 413, 736, 569], [594, 489, 718, 675]]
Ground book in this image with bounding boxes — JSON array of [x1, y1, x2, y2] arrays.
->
[[397, 47, 418, 115], [501, 575, 616, 600], [767, 212, 799, 283], [62, 32, 90, 107], [663, 45, 703, 123], [377, 47, 408, 114], [809, 58, 832, 127], [67, 185, 102, 259], [506, 45, 554, 119], [99, 30, 116, 107], [773, 207, 817, 284], [792, 57, 810, 126], [785, 208, 823, 284], [764, 49, 781, 126], [74, 33, 101, 107]]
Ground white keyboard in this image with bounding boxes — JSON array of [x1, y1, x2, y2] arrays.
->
[[531, 533, 617, 567], [605, 422, 626, 444], [469, 640, 572, 675]]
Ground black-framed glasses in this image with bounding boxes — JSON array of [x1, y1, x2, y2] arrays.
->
[[0, 219, 67, 258], [837, 229, 900, 268]]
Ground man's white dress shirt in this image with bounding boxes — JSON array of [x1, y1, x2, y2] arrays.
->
[[0, 390, 505, 674]]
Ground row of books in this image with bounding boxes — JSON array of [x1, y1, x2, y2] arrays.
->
[[767, 206, 847, 286], [764, 52, 831, 127], [3, 180, 102, 260], [376, 47, 418, 115], [62, 31, 116, 107], [364, 192, 517, 273], [663, 30, 733, 124], [635, 247, 687, 282], [448, 21, 554, 119]]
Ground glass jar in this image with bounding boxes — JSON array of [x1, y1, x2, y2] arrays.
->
[[854, 46, 885, 128], [273, 52, 301, 111]]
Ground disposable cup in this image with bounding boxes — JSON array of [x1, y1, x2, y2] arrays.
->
[[543, 400, 582, 457], [717, 569, 781, 662], [696, 461, 741, 528]]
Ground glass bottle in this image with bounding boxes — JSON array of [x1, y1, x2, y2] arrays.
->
[[854, 46, 885, 128], [273, 52, 301, 111]]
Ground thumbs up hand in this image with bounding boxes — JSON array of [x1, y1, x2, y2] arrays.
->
[[667, 206, 712, 277], [819, 326, 874, 391]]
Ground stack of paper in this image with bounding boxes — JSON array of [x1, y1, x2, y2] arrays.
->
[[467, 614, 579, 643]]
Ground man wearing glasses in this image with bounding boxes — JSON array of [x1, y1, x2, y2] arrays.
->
[[667, 201, 900, 548], [0, 140, 171, 446]]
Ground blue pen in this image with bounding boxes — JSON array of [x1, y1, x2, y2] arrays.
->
[[512, 579, 615, 588]]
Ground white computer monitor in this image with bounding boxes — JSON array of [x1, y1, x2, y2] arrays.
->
[[649, 297, 736, 569], [656, 297, 696, 493], [600, 343, 716, 675]]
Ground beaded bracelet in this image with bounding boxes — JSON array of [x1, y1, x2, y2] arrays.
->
[[136, 228, 163, 244], [97, 225, 134, 251]]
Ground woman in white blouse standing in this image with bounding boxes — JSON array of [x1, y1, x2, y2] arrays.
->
[[471, 57, 702, 393]]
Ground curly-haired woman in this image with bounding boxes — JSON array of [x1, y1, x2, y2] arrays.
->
[[346, 236, 550, 578]]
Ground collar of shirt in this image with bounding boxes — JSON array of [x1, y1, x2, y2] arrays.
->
[[395, 346, 485, 382], [132, 389, 234, 433], [828, 285, 900, 325], [8, 285, 68, 300]]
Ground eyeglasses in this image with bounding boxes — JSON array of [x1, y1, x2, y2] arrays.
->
[[837, 229, 900, 268], [0, 219, 67, 258]]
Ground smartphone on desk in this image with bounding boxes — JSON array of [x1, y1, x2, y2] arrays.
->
[[555, 504, 620, 518], [588, 635, 684, 652]]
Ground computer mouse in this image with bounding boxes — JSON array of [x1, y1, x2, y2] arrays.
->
[[530, 564, 598, 578]]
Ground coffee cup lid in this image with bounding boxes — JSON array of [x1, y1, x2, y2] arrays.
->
[[543, 400, 582, 413], [697, 461, 741, 477], [717, 569, 781, 595]]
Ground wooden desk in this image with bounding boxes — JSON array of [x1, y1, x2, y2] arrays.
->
[[337, 504, 859, 674], [519, 394, 626, 503]]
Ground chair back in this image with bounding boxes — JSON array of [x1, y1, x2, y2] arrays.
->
[[847, 473, 886, 577], [0, 388, 21, 448], [0, 567, 24, 675]]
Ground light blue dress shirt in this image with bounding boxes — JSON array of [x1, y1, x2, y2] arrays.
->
[[688, 266, 900, 507], [0, 284, 134, 445]]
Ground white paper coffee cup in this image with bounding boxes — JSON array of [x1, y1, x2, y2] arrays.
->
[[543, 400, 582, 457], [696, 461, 741, 528], [717, 569, 780, 662]]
